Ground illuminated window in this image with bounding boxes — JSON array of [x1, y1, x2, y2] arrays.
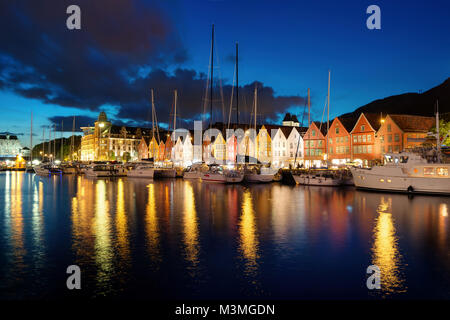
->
[[387, 179, 392, 183], [380, 179, 384, 182], [437, 168, 449, 176], [367, 134, 372, 142], [424, 167, 435, 176], [387, 124, 391, 132], [335, 127, 339, 134]]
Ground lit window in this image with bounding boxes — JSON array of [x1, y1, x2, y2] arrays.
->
[[424, 167, 435, 176], [380, 179, 384, 182], [437, 167, 449, 176], [387, 179, 392, 183]]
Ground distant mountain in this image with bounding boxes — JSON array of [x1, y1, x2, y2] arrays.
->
[[340, 77, 450, 120]]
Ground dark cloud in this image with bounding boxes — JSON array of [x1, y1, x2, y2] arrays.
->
[[48, 115, 97, 132], [0, 0, 307, 128]]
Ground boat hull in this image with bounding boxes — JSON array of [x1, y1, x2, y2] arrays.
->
[[154, 169, 177, 178], [293, 174, 341, 186], [127, 169, 154, 179], [244, 173, 274, 183], [183, 171, 202, 179], [351, 168, 450, 195]]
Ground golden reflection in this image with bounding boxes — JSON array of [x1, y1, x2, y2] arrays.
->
[[93, 180, 113, 288], [239, 190, 259, 277], [146, 183, 161, 265], [371, 196, 405, 295], [440, 203, 448, 217], [115, 179, 129, 260], [10, 172, 26, 266], [31, 180, 45, 267], [183, 182, 200, 274]]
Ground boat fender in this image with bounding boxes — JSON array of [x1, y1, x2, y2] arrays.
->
[[407, 186, 414, 193]]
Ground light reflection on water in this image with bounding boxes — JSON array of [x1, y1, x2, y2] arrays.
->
[[0, 171, 450, 299], [371, 196, 405, 295]]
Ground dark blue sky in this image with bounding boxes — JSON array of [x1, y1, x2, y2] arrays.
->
[[0, 0, 449, 147]]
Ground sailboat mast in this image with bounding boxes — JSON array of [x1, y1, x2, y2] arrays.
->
[[71, 116, 75, 161], [254, 85, 257, 131], [173, 89, 177, 132], [327, 70, 331, 134], [48, 125, 51, 159], [30, 110, 33, 162], [210, 24, 214, 129], [236, 42, 239, 125], [53, 124, 56, 163], [436, 100, 441, 163], [307, 88, 310, 128], [61, 120, 64, 161], [42, 127, 45, 161]]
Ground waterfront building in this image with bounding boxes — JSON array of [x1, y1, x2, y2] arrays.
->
[[158, 140, 165, 162], [350, 113, 382, 166], [173, 136, 184, 166], [256, 125, 272, 164], [286, 126, 304, 167], [327, 117, 356, 165], [271, 127, 289, 168], [0, 133, 25, 164], [226, 133, 238, 164], [183, 132, 194, 166], [148, 136, 159, 160], [303, 122, 327, 168], [138, 137, 151, 160], [282, 113, 300, 127], [80, 112, 152, 162], [377, 114, 435, 155], [212, 132, 227, 162]]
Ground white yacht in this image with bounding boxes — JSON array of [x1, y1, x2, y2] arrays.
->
[[201, 165, 244, 183], [85, 163, 127, 178], [244, 165, 275, 183], [350, 152, 450, 194], [127, 164, 154, 178], [34, 163, 62, 175], [293, 169, 342, 186], [183, 163, 206, 179]]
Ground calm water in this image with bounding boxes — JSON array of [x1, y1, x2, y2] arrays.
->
[[0, 171, 449, 300]]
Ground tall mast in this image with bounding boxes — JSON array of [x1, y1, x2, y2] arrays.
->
[[236, 42, 239, 125], [209, 24, 214, 129], [60, 120, 64, 161], [436, 100, 441, 163], [151, 89, 160, 144], [42, 127, 45, 161], [48, 125, 51, 159], [53, 124, 56, 163], [307, 88, 310, 128], [30, 110, 33, 162], [173, 89, 177, 132], [71, 116, 75, 161], [254, 85, 257, 131], [327, 70, 331, 135]]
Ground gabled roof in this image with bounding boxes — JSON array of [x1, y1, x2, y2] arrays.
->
[[389, 114, 435, 133], [283, 113, 292, 122], [363, 113, 383, 131], [337, 116, 358, 133]]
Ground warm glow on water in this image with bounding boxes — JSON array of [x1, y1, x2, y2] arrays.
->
[[145, 182, 160, 265], [0, 172, 450, 299], [183, 182, 200, 274], [239, 190, 259, 277], [371, 197, 405, 295]]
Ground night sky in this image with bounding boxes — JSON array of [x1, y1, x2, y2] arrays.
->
[[0, 0, 449, 147]]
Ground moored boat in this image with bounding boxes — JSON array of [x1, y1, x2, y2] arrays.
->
[[85, 163, 127, 177], [127, 164, 154, 178], [350, 152, 450, 195]]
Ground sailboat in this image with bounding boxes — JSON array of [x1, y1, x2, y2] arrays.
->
[[293, 71, 343, 186], [151, 89, 176, 178], [242, 85, 274, 183]]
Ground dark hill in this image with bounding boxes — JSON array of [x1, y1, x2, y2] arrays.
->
[[340, 77, 450, 119]]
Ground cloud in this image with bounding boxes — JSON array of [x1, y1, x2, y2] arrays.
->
[[48, 115, 97, 132], [0, 0, 307, 129]]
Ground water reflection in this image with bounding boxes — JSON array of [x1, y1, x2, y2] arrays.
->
[[145, 182, 161, 266], [115, 179, 129, 261], [371, 196, 406, 295], [183, 182, 200, 276], [93, 180, 113, 293], [239, 190, 259, 277]]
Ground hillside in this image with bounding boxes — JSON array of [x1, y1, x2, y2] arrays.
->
[[340, 77, 450, 119]]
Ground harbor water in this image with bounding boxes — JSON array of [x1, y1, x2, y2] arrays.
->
[[0, 171, 449, 299]]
